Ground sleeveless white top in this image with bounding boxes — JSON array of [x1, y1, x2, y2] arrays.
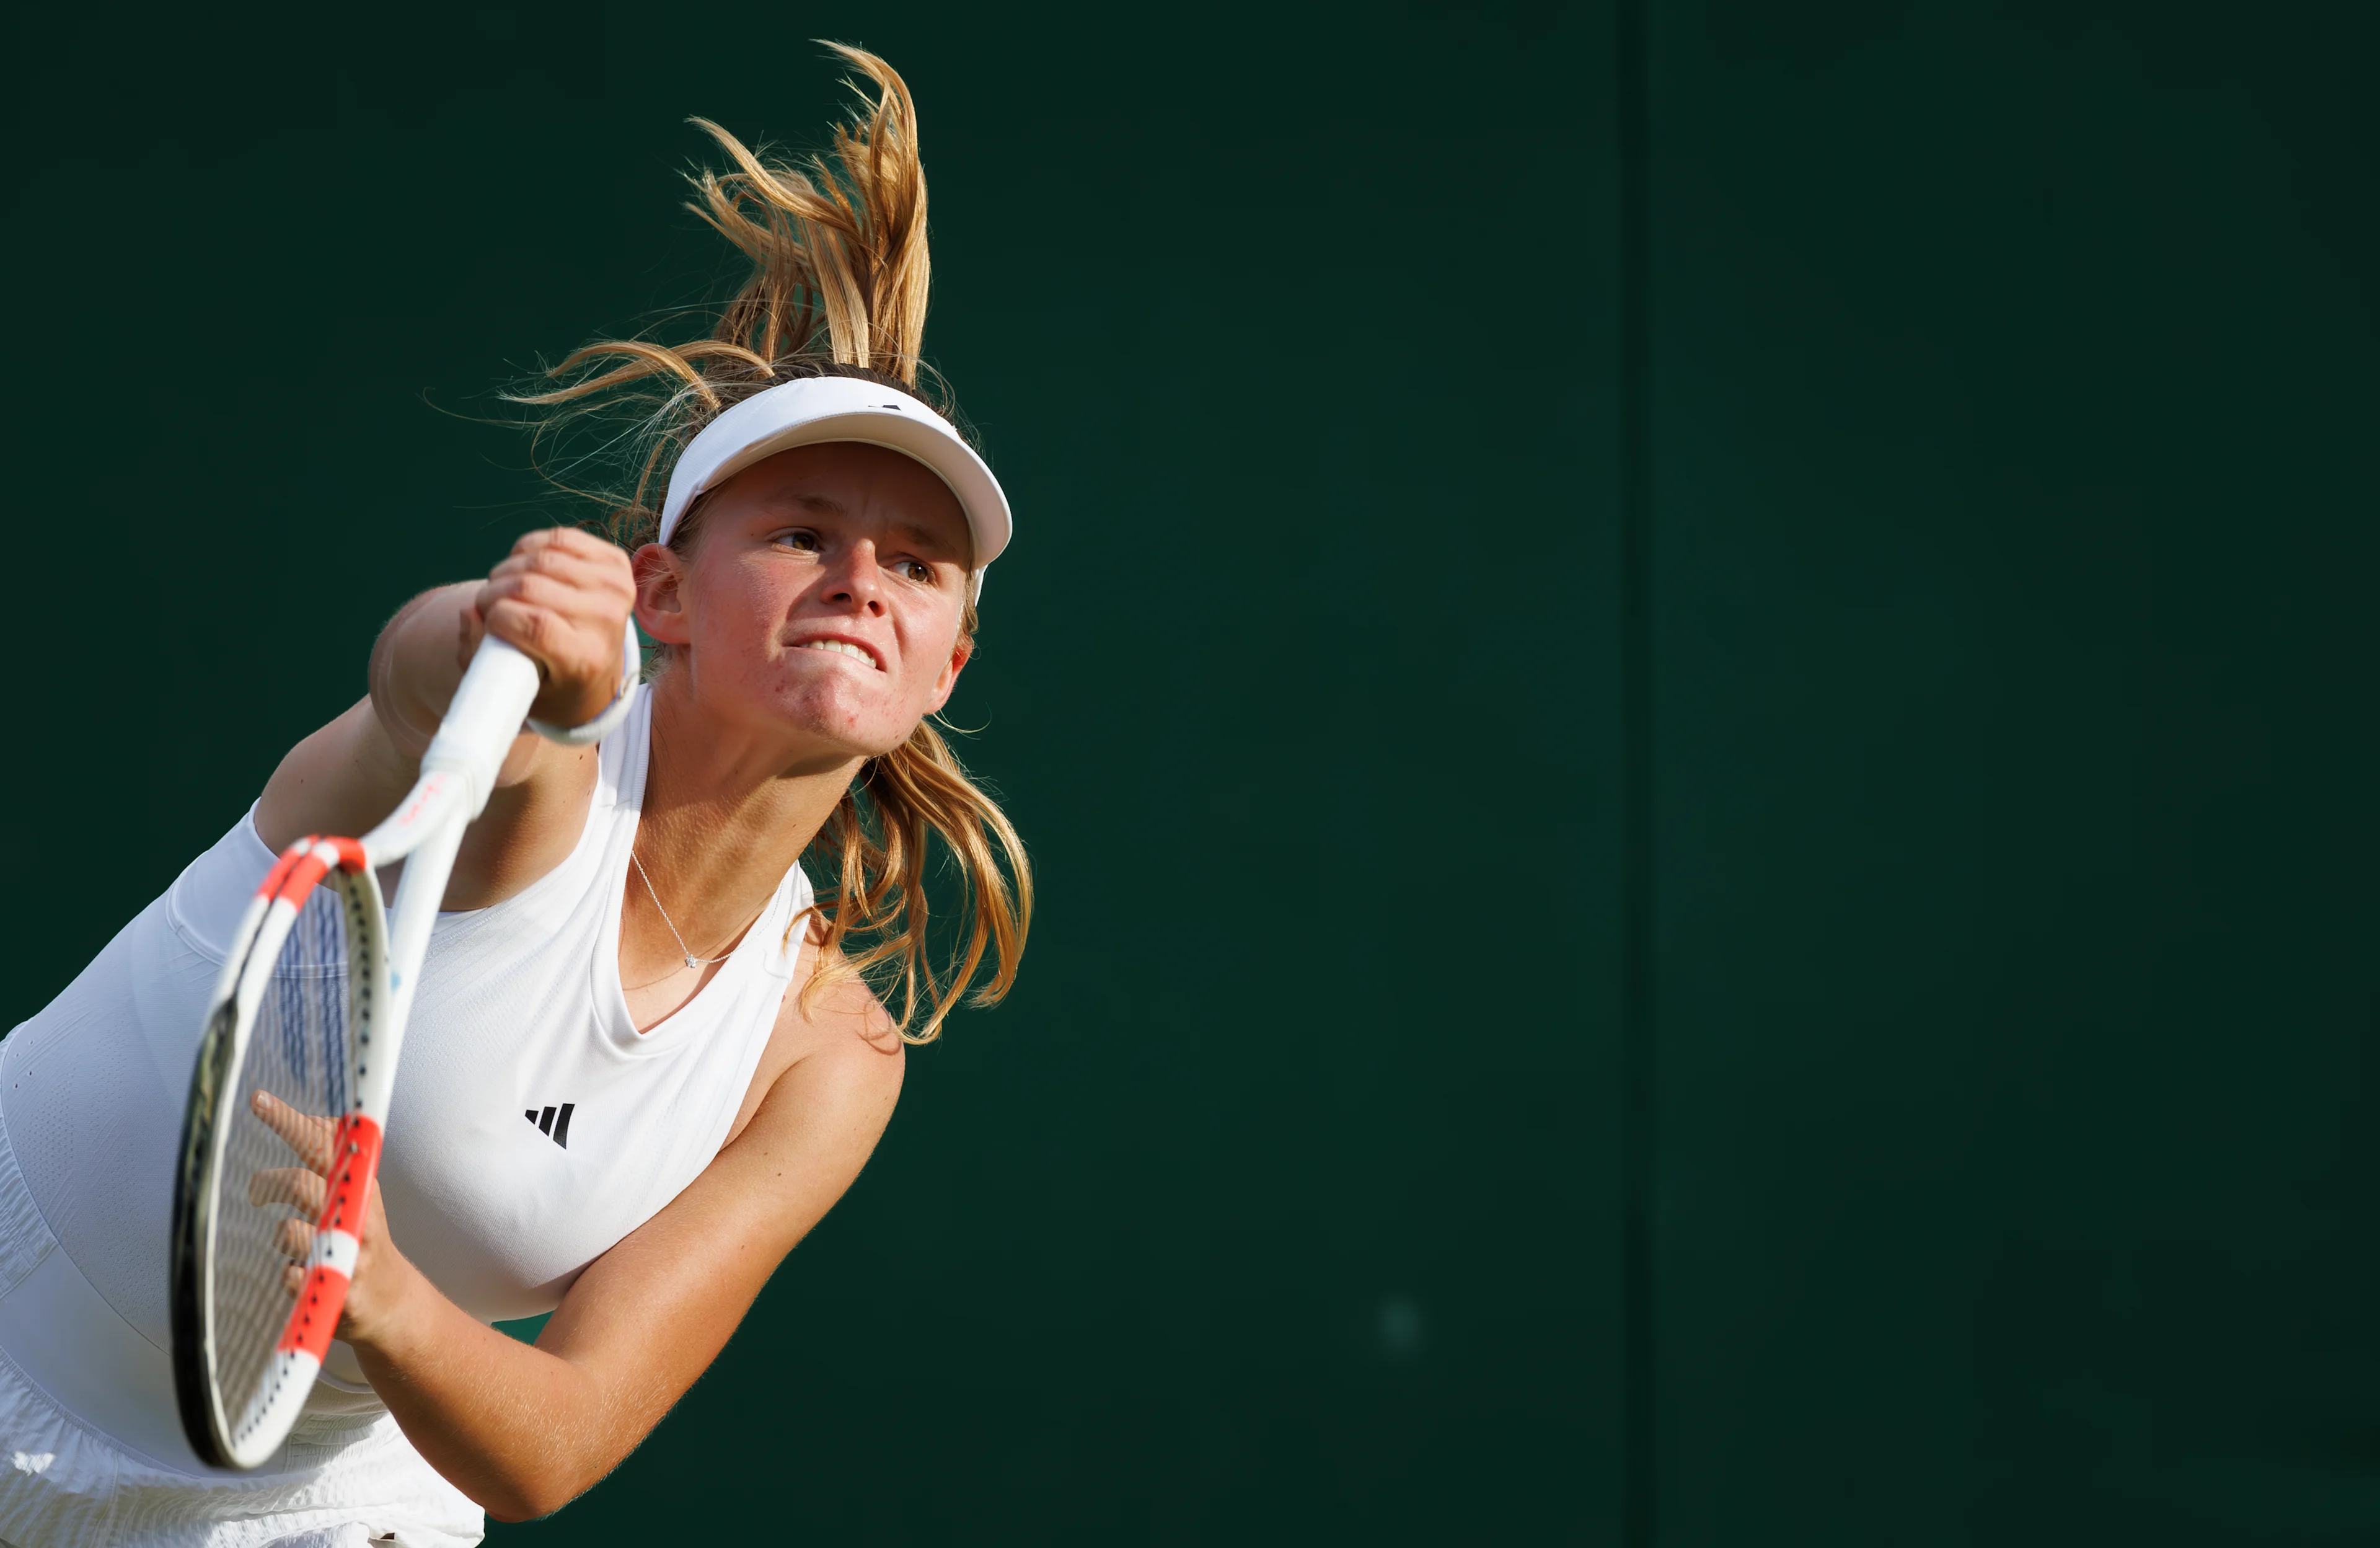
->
[[0, 684, 808, 1471]]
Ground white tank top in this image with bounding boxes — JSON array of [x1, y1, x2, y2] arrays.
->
[[0, 685, 807, 1457], [376, 684, 807, 1319]]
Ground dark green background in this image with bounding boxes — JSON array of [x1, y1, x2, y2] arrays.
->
[[2, 2, 2371, 1542]]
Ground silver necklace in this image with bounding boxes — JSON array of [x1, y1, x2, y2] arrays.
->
[[630, 851, 739, 970]]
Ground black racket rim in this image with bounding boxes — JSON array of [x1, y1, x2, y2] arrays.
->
[[169, 841, 378, 1470], [169, 996, 244, 1467]]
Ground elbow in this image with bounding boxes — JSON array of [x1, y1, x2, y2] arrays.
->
[[477, 1469, 592, 1524], [480, 1491, 553, 1526]]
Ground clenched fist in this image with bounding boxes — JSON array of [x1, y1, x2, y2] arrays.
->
[[463, 528, 639, 732]]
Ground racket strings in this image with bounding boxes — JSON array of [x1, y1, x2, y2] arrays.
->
[[213, 891, 349, 1428]]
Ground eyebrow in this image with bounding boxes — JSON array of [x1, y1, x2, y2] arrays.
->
[[764, 495, 963, 554]]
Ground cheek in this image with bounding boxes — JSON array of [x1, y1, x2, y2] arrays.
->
[[893, 613, 965, 692], [695, 563, 796, 640]]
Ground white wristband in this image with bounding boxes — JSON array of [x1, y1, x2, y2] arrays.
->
[[526, 619, 642, 748]]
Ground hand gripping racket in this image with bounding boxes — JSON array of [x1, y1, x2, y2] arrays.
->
[[170, 637, 548, 1468]]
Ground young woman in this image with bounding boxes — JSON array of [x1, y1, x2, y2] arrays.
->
[[0, 46, 1026, 1544]]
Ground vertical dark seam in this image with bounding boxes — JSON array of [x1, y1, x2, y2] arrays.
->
[[1618, 0, 1656, 1544]]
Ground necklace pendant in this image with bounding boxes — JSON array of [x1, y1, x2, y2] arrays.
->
[[684, 954, 700, 970]]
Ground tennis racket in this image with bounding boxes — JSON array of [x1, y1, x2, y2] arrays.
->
[[169, 635, 545, 1469]]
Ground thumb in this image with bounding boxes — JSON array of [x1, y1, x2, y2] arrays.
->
[[456, 601, 487, 673]]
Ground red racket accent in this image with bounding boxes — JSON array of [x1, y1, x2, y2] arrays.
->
[[278, 1267, 344, 1362], [328, 837, 370, 873], [384, 772, 456, 837], [271, 1115, 383, 1363], [278, 849, 333, 903], [252, 841, 311, 900], [319, 1115, 382, 1237]]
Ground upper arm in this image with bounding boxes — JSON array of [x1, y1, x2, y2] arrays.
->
[[253, 583, 599, 908], [525, 973, 905, 1466]]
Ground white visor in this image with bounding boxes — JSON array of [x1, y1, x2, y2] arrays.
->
[[657, 374, 1011, 598]]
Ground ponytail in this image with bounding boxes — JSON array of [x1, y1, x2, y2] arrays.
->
[[510, 43, 1031, 1038], [801, 717, 1033, 1043]]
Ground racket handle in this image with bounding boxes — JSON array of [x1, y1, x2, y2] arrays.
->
[[420, 637, 544, 820]]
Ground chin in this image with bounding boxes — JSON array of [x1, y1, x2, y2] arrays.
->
[[762, 692, 915, 758]]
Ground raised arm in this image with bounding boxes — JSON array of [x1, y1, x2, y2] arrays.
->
[[255, 527, 637, 908]]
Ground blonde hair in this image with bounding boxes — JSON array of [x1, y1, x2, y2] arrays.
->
[[516, 43, 1029, 1043]]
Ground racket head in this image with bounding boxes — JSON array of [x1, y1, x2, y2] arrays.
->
[[170, 836, 388, 1469]]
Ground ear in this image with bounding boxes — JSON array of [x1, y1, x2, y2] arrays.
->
[[632, 543, 690, 646], [922, 630, 974, 715]]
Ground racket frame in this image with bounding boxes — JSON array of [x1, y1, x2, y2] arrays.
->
[[171, 637, 543, 1468]]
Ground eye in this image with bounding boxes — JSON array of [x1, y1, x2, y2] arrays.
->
[[897, 558, 935, 583], [774, 529, 822, 553]]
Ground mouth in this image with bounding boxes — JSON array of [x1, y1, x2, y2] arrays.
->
[[793, 636, 884, 671]]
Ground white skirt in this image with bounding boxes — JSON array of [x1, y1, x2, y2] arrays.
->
[[0, 1103, 482, 1547]]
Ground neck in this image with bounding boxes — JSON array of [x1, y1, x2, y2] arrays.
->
[[631, 668, 862, 953]]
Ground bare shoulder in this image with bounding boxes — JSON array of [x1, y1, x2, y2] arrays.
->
[[775, 958, 906, 1101], [725, 947, 905, 1148]]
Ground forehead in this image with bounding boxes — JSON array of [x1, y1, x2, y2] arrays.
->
[[713, 441, 970, 551]]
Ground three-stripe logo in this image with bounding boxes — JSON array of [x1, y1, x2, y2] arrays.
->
[[524, 1104, 576, 1148]]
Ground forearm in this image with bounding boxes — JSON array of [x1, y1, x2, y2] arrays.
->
[[336, 1004, 899, 1519], [350, 1252, 626, 1522]]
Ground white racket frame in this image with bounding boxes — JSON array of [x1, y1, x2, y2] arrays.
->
[[172, 637, 545, 1469]]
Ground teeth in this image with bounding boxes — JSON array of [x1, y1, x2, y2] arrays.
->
[[801, 640, 874, 667]]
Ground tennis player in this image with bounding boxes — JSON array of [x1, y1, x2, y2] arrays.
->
[[0, 46, 1026, 1544]]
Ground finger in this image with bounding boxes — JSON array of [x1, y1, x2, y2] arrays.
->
[[275, 1215, 311, 1262], [504, 527, 637, 578], [506, 529, 613, 578], [477, 570, 622, 630], [486, 536, 637, 606], [478, 598, 566, 664], [510, 526, 575, 557], [283, 1262, 305, 1298], [495, 547, 637, 604], [249, 1165, 328, 1215], [514, 525, 615, 563], [480, 599, 621, 674], [484, 570, 603, 615], [250, 1090, 335, 1172]]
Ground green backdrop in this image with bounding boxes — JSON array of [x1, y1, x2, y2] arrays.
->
[[1, 2, 2371, 1543]]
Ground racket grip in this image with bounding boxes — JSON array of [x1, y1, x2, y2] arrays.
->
[[420, 637, 544, 818]]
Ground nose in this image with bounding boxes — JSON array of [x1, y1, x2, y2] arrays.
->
[[821, 541, 886, 614]]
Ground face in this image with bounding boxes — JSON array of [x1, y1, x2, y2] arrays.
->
[[635, 441, 975, 763]]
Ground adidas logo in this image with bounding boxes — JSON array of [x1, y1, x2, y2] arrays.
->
[[525, 1103, 576, 1149]]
